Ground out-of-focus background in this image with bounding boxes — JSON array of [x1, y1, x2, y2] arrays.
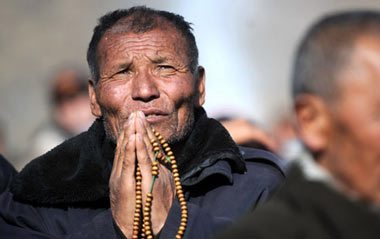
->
[[1, 0, 379, 169]]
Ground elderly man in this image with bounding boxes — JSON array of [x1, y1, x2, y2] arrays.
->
[[0, 6, 284, 239], [216, 10, 380, 239]]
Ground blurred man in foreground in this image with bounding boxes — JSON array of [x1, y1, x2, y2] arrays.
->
[[0, 6, 284, 239], [216, 10, 380, 239]]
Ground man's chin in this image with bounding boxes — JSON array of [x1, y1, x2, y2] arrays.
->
[[102, 119, 118, 143], [166, 120, 194, 145]]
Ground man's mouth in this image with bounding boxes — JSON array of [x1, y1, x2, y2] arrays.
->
[[141, 109, 169, 122]]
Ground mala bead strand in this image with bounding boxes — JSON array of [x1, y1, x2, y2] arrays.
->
[[136, 128, 187, 238], [140, 139, 161, 239], [152, 161, 159, 176], [151, 129, 188, 239], [143, 193, 154, 239], [143, 153, 160, 238], [169, 156, 187, 238], [159, 139, 169, 164], [133, 166, 143, 239]]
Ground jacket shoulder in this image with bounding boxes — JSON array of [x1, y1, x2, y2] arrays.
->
[[230, 147, 286, 204], [239, 146, 288, 176]]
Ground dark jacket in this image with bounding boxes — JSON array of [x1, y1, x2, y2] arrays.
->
[[0, 154, 17, 193], [0, 109, 285, 239], [215, 164, 380, 239]]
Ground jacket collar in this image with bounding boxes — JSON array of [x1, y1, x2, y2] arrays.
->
[[11, 119, 113, 207], [177, 108, 245, 186], [11, 108, 245, 206]]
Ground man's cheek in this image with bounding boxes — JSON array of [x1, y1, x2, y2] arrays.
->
[[98, 92, 124, 116]]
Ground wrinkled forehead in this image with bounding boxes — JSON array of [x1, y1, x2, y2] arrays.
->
[[110, 14, 170, 34], [105, 15, 187, 47], [97, 17, 189, 62], [99, 30, 188, 63]]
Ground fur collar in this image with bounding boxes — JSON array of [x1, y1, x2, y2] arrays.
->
[[11, 108, 244, 206], [176, 108, 245, 181]]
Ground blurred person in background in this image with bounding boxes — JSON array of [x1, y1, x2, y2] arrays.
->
[[22, 66, 95, 167], [216, 10, 380, 239], [271, 114, 305, 161], [218, 115, 303, 162], [218, 116, 276, 151]]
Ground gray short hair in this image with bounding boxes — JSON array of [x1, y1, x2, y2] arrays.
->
[[292, 10, 380, 101]]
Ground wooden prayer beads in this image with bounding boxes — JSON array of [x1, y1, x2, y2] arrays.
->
[[132, 129, 188, 239], [132, 166, 143, 239]]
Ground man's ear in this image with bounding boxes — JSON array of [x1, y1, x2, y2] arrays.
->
[[194, 66, 206, 107], [294, 94, 331, 153], [88, 79, 102, 118]]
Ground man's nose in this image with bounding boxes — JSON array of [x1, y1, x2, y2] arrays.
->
[[131, 70, 160, 102]]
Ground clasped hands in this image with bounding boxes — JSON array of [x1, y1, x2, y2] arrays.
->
[[109, 111, 176, 238]]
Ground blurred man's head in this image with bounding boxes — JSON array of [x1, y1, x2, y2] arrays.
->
[[292, 11, 380, 205], [87, 7, 205, 143], [51, 67, 95, 135]]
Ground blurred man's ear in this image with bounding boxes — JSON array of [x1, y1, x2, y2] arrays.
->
[[88, 79, 102, 118], [194, 66, 206, 107], [294, 94, 331, 154]]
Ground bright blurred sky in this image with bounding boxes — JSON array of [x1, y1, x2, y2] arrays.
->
[[178, 1, 260, 119]]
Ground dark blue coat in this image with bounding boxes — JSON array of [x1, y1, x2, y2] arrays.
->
[[0, 110, 285, 239], [0, 154, 17, 193]]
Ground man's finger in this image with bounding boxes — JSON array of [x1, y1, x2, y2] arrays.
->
[[120, 133, 137, 185], [113, 113, 136, 178], [135, 132, 153, 194], [136, 112, 156, 161], [138, 111, 156, 140]]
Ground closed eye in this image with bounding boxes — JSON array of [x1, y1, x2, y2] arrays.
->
[[117, 68, 131, 74], [158, 65, 176, 70]]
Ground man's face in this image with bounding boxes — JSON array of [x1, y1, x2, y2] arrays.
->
[[89, 24, 204, 143], [322, 35, 380, 204]]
